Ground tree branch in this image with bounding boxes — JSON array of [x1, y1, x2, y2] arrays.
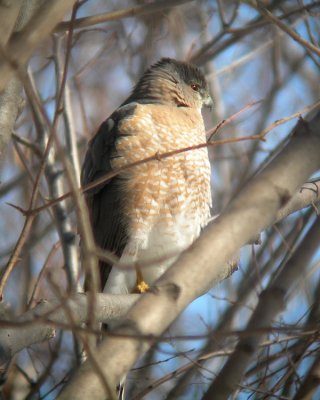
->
[[276, 179, 320, 221], [0, 292, 139, 373], [202, 216, 320, 399], [57, 110, 320, 399], [54, 0, 193, 32], [0, 0, 76, 91]]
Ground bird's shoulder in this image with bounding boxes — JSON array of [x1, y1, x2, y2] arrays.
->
[[81, 101, 203, 191], [80, 103, 139, 190], [118, 102, 204, 134]]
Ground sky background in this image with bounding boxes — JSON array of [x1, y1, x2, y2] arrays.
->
[[1, 1, 319, 399]]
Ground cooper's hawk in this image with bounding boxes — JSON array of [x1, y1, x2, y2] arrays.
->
[[81, 58, 212, 294]]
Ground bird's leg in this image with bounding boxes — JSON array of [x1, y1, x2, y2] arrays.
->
[[134, 265, 149, 293]]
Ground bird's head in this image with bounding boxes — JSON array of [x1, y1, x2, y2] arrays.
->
[[125, 58, 213, 111]]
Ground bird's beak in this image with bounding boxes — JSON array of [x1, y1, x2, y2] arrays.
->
[[203, 94, 213, 111]]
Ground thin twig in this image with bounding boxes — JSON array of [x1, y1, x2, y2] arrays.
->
[[54, 0, 194, 32], [253, 1, 320, 58]]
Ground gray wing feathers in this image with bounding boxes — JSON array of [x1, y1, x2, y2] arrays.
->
[[81, 103, 137, 289]]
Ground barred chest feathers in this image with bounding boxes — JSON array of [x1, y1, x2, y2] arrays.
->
[[104, 103, 212, 294]]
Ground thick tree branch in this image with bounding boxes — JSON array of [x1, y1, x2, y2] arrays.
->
[[0, 174, 317, 363], [0, 0, 44, 173], [57, 109, 320, 399], [275, 179, 320, 221], [0, 79, 22, 172], [0, 0, 22, 46], [0, 0, 76, 91], [202, 216, 320, 400], [54, 0, 193, 32], [0, 293, 139, 373]]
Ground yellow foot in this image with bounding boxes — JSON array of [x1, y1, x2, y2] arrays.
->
[[136, 280, 150, 293], [134, 265, 150, 293]]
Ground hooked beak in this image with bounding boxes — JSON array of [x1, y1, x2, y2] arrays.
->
[[203, 94, 213, 111]]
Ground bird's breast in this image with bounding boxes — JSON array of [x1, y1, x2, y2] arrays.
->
[[111, 103, 212, 247]]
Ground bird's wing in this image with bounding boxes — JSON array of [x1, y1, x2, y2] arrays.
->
[[81, 103, 137, 290]]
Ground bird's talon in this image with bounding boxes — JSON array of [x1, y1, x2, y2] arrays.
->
[[136, 280, 149, 293]]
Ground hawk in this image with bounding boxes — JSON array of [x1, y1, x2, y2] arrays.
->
[[81, 58, 212, 295]]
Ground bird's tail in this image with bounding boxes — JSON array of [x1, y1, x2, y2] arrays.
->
[[117, 377, 126, 400]]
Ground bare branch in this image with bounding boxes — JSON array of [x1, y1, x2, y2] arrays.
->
[[0, 0, 76, 91], [252, 1, 320, 58], [57, 110, 320, 399], [0, 293, 139, 372], [0, 79, 22, 172], [54, 0, 194, 32], [276, 179, 320, 221], [202, 217, 320, 399]]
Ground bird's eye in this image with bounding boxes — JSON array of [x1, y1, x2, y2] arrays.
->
[[190, 83, 199, 91]]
